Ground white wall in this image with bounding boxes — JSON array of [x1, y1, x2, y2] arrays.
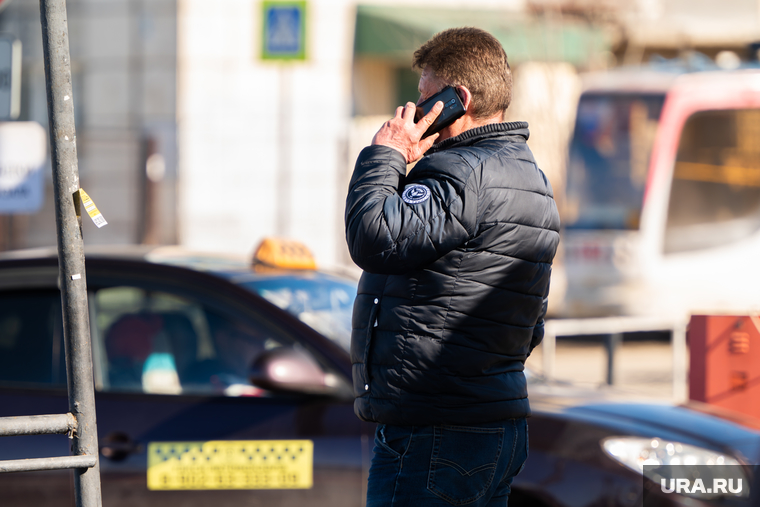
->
[[176, 0, 355, 269]]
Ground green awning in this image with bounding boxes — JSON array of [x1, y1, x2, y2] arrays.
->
[[354, 5, 611, 67]]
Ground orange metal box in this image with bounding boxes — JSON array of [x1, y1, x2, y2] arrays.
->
[[689, 315, 760, 419]]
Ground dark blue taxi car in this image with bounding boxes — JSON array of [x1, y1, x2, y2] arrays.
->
[[0, 244, 758, 506]]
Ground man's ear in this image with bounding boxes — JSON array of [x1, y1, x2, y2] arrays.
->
[[456, 85, 473, 111]]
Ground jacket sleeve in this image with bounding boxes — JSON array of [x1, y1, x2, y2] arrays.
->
[[345, 145, 478, 275]]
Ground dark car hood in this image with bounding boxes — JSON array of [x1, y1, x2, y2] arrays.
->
[[529, 379, 760, 464]]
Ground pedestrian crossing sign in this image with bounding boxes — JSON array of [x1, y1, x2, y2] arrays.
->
[[261, 1, 307, 61]]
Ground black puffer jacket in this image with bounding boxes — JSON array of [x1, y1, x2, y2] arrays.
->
[[345, 122, 560, 426]]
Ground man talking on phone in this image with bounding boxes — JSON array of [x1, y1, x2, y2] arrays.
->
[[345, 27, 560, 507]]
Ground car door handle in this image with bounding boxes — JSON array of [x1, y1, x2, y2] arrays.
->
[[100, 432, 142, 462]]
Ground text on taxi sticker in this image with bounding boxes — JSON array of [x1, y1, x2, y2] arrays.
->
[[147, 440, 313, 490]]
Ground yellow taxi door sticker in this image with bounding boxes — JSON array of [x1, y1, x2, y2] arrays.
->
[[147, 440, 313, 490]]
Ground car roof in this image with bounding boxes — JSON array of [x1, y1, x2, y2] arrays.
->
[[0, 245, 359, 283], [0, 244, 248, 270]]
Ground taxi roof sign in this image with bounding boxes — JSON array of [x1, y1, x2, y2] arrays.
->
[[253, 237, 316, 270], [261, 1, 307, 61]]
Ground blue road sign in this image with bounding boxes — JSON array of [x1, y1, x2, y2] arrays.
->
[[262, 2, 306, 61]]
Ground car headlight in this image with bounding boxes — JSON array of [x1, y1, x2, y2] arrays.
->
[[602, 437, 748, 500], [602, 437, 742, 471]]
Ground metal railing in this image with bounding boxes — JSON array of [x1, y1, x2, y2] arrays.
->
[[542, 316, 689, 401], [0, 1, 102, 506]]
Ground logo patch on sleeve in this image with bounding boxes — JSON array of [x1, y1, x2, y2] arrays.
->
[[402, 184, 431, 204]]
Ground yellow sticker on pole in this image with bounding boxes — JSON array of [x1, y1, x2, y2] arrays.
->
[[78, 188, 107, 228], [147, 440, 313, 490]]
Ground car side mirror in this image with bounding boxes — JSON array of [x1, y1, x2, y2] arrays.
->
[[249, 346, 347, 397]]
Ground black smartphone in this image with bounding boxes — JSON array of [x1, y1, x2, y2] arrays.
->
[[415, 86, 467, 139]]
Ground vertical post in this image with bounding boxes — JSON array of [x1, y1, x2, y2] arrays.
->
[[39, 1, 102, 507], [140, 137, 162, 245], [542, 329, 556, 379], [276, 65, 292, 236], [672, 320, 688, 402], [605, 332, 622, 385]]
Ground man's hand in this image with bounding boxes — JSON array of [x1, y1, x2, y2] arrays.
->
[[371, 101, 443, 163]]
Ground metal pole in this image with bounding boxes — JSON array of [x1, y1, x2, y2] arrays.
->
[[0, 413, 75, 436], [541, 330, 556, 379], [672, 321, 688, 402], [39, 1, 102, 506], [276, 65, 293, 236], [605, 332, 622, 385], [0, 455, 97, 473]]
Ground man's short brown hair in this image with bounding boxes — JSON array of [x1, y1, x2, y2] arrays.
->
[[413, 27, 512, 120]]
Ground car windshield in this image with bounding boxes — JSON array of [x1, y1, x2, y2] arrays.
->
[[565, 93, 665, 230], [235, 273, 356, 353]]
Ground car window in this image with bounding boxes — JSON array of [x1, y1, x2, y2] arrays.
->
[[0, 290, 66, 388], [93, 286, 285, 397], [665, 108, 760, 253], [238, 274, 356, 353]]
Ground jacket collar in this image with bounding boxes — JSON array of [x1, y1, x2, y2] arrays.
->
[[426, 121, 530, 155]]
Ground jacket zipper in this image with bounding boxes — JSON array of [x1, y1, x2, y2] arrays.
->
[[362, 297, 380, 393]]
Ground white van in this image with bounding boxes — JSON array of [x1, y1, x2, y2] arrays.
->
[[560, 66, 760, 319]]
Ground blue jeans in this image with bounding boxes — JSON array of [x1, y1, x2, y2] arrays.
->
[[367, 419, 528, 507]]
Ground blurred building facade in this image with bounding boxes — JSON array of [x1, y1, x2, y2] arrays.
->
[[0, 0, 759, 269], [0, 0, 178, 249]]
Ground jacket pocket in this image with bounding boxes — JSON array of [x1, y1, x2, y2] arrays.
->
[[427, 425, 504, 505], [352, 296, 380, 397]]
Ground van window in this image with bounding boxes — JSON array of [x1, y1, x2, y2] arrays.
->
[[664, 109, 760, 253], [565, 93, 664, 230]]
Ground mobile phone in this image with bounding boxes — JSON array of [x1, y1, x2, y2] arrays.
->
[[415, 86, 467, 139]]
